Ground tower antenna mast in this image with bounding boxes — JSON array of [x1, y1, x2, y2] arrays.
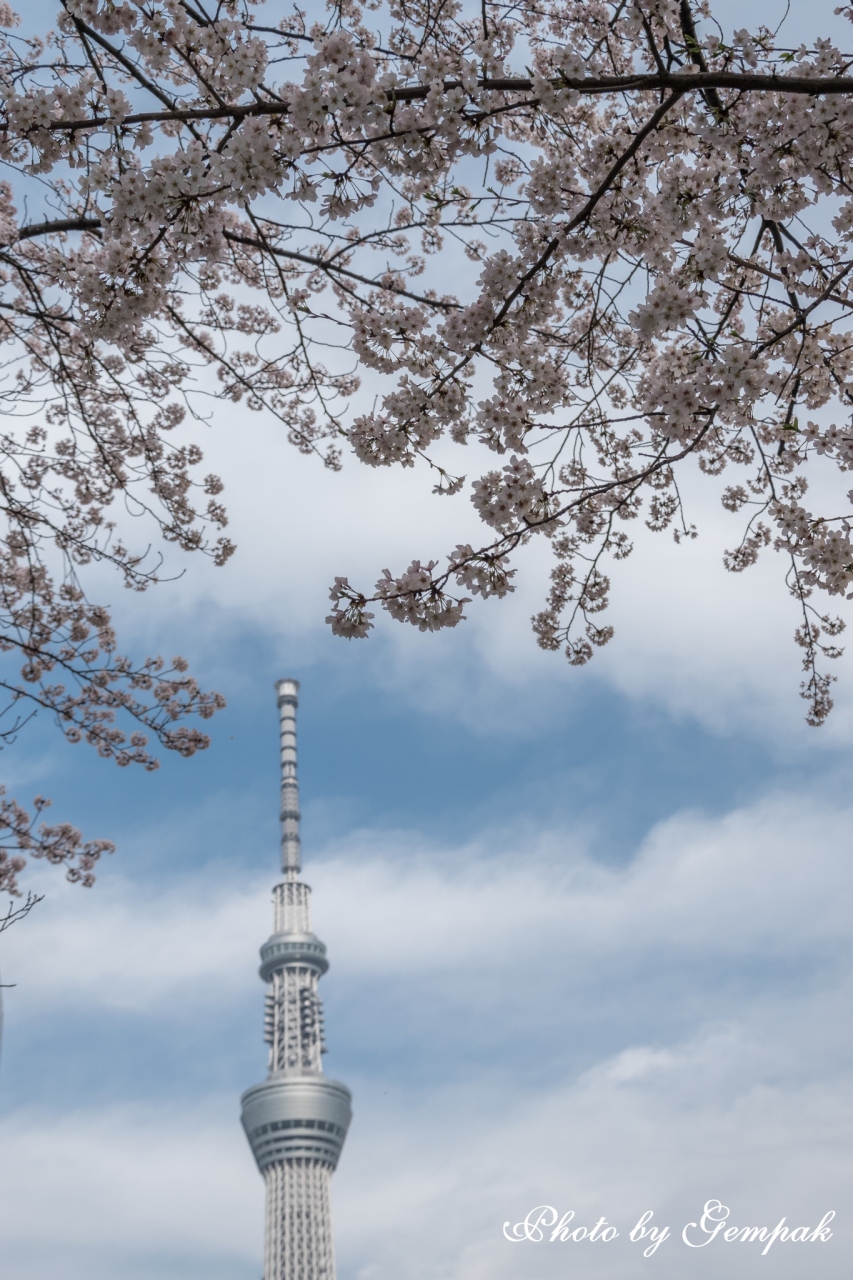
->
[[241, 680, 352, 1280]]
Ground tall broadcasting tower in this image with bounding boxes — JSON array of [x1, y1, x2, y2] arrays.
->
[[241, 680, 352, 1280]]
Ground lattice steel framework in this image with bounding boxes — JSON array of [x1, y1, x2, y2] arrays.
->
[[241, 680, 352, 1280]]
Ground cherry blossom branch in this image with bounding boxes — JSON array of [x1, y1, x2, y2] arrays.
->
[[8, 69, 853, 138], [0, 890, 43, 933], [0, 786, 113, 897]]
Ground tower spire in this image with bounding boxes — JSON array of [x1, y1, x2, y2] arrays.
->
[[276, 678, 301, 877], [241, 680, 352, 1280]]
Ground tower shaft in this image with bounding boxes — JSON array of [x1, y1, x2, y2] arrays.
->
[[264, 1162, 335, 1280], [242, 680, 351, 1280]]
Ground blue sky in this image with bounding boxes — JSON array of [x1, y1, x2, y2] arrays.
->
[[3, 0, 853, 1276]]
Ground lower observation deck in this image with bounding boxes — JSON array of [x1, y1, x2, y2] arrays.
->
[[241, 1075, 352, 1172]]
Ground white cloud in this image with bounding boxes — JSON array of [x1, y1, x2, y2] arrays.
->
[[335, 1012, 853, 1280], [87, 394, 853, 748], [311, 786, 853, 976], [4, 785, 851, 1014], [0, 1101, 261, 1280], [0, 861, 266, 1012]]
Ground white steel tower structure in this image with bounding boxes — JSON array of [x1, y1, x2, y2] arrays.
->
[[241, 679, 352, 1280]]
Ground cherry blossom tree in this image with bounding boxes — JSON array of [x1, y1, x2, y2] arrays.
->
[[3, 0, 853, 890]]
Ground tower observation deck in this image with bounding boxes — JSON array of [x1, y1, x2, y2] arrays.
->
[[241, 680, 352, 1280]]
